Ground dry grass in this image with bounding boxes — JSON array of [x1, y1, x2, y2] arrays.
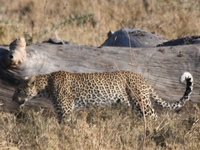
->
[[0, 104, 200, 150], [0, 0, 200, 45]]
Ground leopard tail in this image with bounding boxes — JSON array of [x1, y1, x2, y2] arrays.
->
[[151, 72, 193, 110]]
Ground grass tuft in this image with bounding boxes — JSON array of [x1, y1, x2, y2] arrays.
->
[[0, 0, 200, 45], [0, 105, 200, 149]]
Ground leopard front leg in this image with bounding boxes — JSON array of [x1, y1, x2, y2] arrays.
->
[[51, 93, 75, 124]]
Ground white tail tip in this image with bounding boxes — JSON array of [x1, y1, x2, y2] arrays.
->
[[180, 72, 193, 83]]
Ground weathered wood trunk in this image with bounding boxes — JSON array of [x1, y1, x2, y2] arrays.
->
[[0, 40, 199, 113]]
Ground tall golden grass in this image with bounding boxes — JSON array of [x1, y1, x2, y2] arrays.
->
[[0, 104, 200, 150], [0, 0, 200, 45]]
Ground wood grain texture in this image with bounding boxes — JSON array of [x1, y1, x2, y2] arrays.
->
[[0, 43, 199, 112]]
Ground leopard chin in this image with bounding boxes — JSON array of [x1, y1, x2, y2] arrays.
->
[[18, 100, 25, 105]]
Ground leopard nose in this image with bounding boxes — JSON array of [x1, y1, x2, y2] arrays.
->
[[12, 95, 16, 101], [12, 96, 20, 102]]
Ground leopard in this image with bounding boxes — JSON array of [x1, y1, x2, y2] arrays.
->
[[12, 71, 193, 123]]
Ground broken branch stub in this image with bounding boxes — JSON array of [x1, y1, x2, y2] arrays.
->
[[4, 37, 27, 68]]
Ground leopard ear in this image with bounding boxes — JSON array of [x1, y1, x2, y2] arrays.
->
[[28, 76, 36, 86]]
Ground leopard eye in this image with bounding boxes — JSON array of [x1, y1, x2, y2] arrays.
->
[[17, 88, 22, 93]]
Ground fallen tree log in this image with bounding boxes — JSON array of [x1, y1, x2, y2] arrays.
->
[[0, 38, 200, 113], [101, 28, 200, 48], [101, 28, 167, 47]]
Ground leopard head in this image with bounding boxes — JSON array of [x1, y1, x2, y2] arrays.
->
[[12, 76, 37, 105]]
